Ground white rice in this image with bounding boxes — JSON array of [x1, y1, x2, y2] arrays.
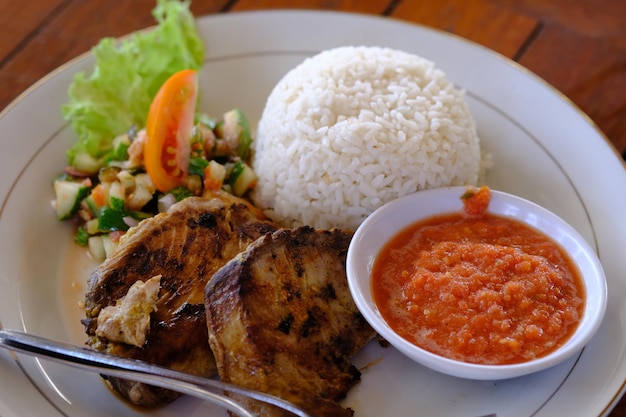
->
[[251, 46, 484, 230]]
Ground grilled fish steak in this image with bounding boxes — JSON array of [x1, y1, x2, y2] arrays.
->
[[205, 226, 376, 417], [82, 193, 278, 406]]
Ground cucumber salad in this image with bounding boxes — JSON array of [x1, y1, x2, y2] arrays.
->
[[52, 0, 257, 260]]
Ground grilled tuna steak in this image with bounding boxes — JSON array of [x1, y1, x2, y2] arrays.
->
[[82, 192, 278, 406], [205, 226, 376, 417]]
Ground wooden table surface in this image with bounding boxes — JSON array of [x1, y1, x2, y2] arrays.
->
[[2, 0, 625, 415]]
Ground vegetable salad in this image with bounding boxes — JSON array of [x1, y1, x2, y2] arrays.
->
[[54, 106, 257, 260], [52, 0, 258, 260]]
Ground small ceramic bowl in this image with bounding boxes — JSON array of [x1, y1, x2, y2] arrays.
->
[[346, 186, 607, 380]]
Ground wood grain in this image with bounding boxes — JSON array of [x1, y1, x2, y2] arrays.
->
[[390, 0, 539, 58], [494, 0, 626, 156], [494, 0, 626, 38], [517, 19, 626, 155], [0, 0, 228, 112], [231, 0, 392, 14], [0, 0, 63, 62]]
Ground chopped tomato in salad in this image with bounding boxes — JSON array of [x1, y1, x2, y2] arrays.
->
[[52, 69, 258, 261]]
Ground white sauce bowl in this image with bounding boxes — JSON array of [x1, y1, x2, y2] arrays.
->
[[346, 186, 607, 380]]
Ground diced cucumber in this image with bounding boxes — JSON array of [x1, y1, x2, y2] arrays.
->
[[84, 195, 101, 217], [101, 234, 118, 258], [223, 109, 252, 160], [229, 161, 257, 197], [127, 173, 156, 210], [53, 180, 90, 220], [85, 218, 100, 235], [185, 174, 202, 195], [126, 183, 153, 210], [88, 236, 106, 261], [108, 134, 131, 162], [98, 166, 120, 183], [134, 173, 155, 192], [228, 161, 243, 185], [108, 181, 125, 211], [116, 170, 135, 192], [87, 234, 118, 260], [204, 160, 226, 191], [71, 151, 104, 175]]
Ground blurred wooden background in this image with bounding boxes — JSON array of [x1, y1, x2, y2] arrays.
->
[[2, 0, 625, 161]]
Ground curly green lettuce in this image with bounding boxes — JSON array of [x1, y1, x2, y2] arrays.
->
[[62, 0, 204, 170]]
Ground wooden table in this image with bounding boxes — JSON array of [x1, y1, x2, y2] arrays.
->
[[2, 0, 625, 416]]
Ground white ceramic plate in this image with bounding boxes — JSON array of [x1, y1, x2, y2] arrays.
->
[[0, 10, 624, 417]]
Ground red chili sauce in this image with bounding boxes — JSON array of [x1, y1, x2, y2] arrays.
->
[[371, 187, 585, 365]]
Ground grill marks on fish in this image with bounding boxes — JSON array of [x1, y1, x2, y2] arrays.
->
[[82, 194, 278, 406], [205, 226, 376, 417]]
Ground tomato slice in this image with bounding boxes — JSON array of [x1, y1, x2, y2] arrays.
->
[[145, 69, 198, 192]]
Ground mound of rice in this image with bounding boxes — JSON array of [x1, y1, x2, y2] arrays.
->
[[251, 46, 483, 230]]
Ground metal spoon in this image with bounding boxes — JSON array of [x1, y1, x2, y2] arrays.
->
[[0, 326, 498, 417], [0, 326, 311, 417]]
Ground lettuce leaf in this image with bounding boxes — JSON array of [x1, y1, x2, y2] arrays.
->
[[62, 0, 204, 168]]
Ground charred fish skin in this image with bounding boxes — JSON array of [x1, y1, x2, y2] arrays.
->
[[82, 195, 278, 406], [205, 226, 376, 417]]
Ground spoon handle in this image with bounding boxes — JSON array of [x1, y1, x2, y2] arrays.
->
[[0, 328, 311, 417]]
